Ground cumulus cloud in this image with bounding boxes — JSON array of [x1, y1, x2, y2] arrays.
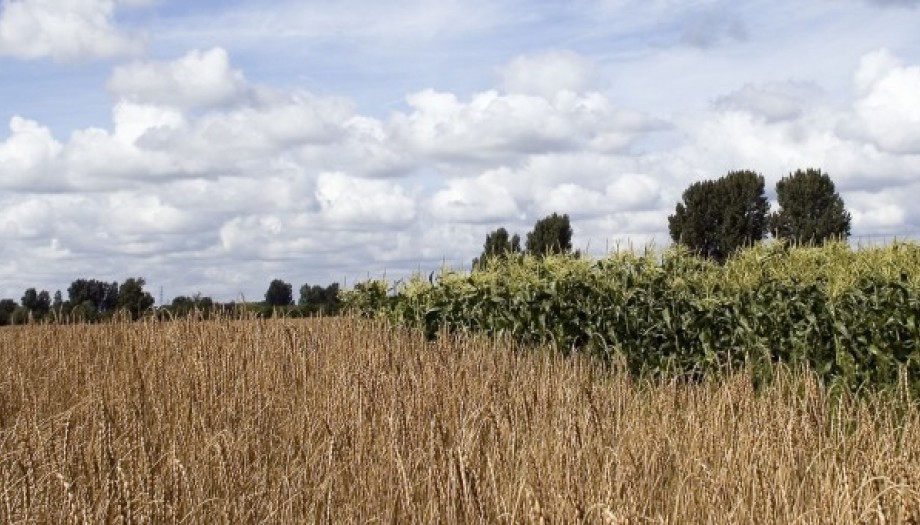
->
[[108, 48, 250, 109], [499, 50, 599, 99], [844, 49, 920, 154], [428, 170, 522, 223], [0, 117, 63, 190], [3, 45, 920, 300], [315, 172, 416, 227], [0, 0, 144, 61], [391, 88, 660, 166]]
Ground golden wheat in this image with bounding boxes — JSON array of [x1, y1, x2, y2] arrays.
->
[[0, 317, 918, 523]]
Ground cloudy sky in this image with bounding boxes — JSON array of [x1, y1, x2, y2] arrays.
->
[[1, 0, 920, 303]]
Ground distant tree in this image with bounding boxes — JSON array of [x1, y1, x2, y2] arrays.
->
[[10, 306, 30, 325], [0, 299, 18, 326], [770, 168, 851, 244], [38, 291, 50, 313], [526, 213, 573, 256], [52, 291, 63, 312], [21, 288, 37, 310], [168, 293, 212, 318], [117, 278, 155, 320], [669, 170, 769, 263], [68, 279, 119, 313], [171, 295, 190, 308], [265, 279, 294, 307], [298, 283, 341, 314], [70, 300, 97, 322], [21, 288, 51, 317], [473, 227, 522, 269]]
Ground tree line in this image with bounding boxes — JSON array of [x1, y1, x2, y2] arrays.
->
[[472, 211, 576, 269], [0, 277, 342, 325], [668, 168, 850, 263], [476, 168, 851, 267]]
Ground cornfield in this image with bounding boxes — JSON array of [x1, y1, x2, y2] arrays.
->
[[1, 317, 919, 523], [343, 241, 920, 392]]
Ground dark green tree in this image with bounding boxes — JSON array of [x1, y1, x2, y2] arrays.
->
[[0, 299, 18, 326], [169, 293, 214, 317], [52, 290, 63, 312], [525, 213, 573, 256], [10, 306, 30, 325], [265, 279, 294, 307], [21, 288, 51, 317], [473, 227, 522, 269], [298, 283, 341, 314], [117, 278, 155, 320], [669, 170, 769, 263], [68, 279, 119, 313], [770, 168, 851, 244]]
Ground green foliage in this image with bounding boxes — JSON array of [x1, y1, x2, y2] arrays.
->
[[298, 283, 341, 315], [473, 227, 522, 270], [169, 294, 215, 317], [0, 299, 17, 326], [51, 291, 63, 312], [770, 168, 851, 244], [526, 212, 574, 256], [117, 277, 155, 320], [342, 242, 920, 394], [669, 170, 769, 263], [68, 279, 119, 313], [10, 306, 31, 325], [265, 279, 294, 307], [21, 288, 51, 318], [0, 299, 19, 326], [339, 280, 390, 319], [70, 300, 98, 322]]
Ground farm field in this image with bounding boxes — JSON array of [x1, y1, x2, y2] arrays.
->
[[1, 317, 919, 523]]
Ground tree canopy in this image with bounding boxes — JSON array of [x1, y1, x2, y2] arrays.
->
[[0, 299, 18, 326], [265, 279, 294, 307], [117, 277, 155, 319], [21, 288, 51, 317], [526, 213, 573, 256], [473, 227, 522, 269], [67, 279, 119, 313], [770, 168, 851, 244], [669, 170, 769, 263], [298, 283, 341, 314]]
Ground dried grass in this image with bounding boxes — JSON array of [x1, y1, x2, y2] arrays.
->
[[0, 317, 918, 523]]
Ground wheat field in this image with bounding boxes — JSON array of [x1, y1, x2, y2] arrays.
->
[[0, 317, 919, 523]]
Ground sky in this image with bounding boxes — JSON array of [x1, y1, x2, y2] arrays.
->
[[1, 0, 920, 303]]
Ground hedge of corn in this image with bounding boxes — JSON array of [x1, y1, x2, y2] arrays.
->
[[341, 242, 920, 391]]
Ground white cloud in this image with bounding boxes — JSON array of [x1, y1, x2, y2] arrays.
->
[[499, 50, 599, 99], [392, 88, 660, 165], [0, 197, 54, 239], [107, 192, 192, 235], [108, 48, 250, 109], [846, 49, 920, 153], [429, 170, 522, 223], [0, 0, 144, 61], [0, 117, 62, 190], [315, 172, 416, 227]]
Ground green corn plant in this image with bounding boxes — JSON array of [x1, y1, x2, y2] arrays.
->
[[341, 242, 920, 394]]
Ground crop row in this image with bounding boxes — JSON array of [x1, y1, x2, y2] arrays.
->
[[341, 242, 920, 392]]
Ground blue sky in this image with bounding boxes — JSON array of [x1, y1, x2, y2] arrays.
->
[[1, 0, 920, 302]]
